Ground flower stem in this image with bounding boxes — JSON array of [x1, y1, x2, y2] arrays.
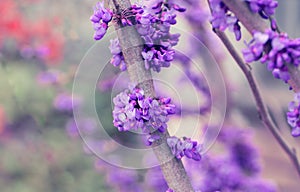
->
[[214, 28, 300, 178], [106, 0, 194, 191]]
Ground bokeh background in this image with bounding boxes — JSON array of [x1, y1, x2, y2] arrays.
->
[[0, 0, 300, 191]]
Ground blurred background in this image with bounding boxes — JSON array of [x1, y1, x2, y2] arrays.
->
[[0, 0, 300, 191]]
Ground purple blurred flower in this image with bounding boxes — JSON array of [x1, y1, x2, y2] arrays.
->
[[209, 0, 242, 40], [198, 156, 275, 192], [53, 93, 80, 112], [145, 167, 169, 191], [219, 127, 260, 176], [230, 139, 260, 175], [37, 71, 60, 85], [66, 119, 79, 138], [167, 136, 202, 161], [245, 0, 278, 18], [218, 128, 261, 175], [287, 92, 300, 137]]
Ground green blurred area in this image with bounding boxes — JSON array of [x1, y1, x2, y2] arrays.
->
[[0, 0, 112, 191]]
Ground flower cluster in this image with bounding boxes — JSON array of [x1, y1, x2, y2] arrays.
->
[[134, 1, 184, 72], [245, 0, 278, 18], [109, 38, 127, 71], [287, 93, 300, 137], [90, 1, 184, 72], [90, 1, 113, 41], [209, 0, 241, 40], [167, 136, 202, 161], [219, 128, 260, 175], [243, 30, 300, 83], [112, 86, 176, 143]]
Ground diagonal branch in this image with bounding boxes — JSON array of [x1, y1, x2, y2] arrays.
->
[[105, 0, 194, 191], [222, 0, 300, 92], [214, 29, 300, 177]]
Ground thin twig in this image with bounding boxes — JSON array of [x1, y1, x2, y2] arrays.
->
[[214, 29, 300, 177], [222, 0, 300, 92], [105, 0, 194, 191]]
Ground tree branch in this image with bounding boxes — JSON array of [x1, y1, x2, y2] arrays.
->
[[214, 29, 300, 177], [222, 0, 300, 92], [106, 0, 194, 191]]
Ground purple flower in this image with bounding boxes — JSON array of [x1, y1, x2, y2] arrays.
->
[[218, 128, 260, 175], [142, 50, 154, 61], [133, 3, 183, 72], [242, 31, 269, 62], [243, 30, 300, 83], [167, 136, 202, 161], [37, 71, 60, 85], [93, 23, 107, 40], [112, 86, 176, 144], [245, 0, 278, 18], [90, 1, 113, 41], [53, 93, 80, 112], [109, 38, 122, 54], [105, 2, 183, 72], [109, 38, 127, 71], [287, 93, 300, 137], [209, 0, 242, 40]]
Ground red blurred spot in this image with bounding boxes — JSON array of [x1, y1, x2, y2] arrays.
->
[[0, 0, 65, 65], [0, 107, 6, 134]]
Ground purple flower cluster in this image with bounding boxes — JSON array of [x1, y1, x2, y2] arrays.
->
[[133, 1, 184, 72], [109, 38, 127, 71], [209, 0, 241, 40], [112, 86, 176, 143], [245, 0, 278, 18], [219, 128, 260, 175], [287, 93, 300, 137], [167, 136, 202, 161], [243, 30, 300, 83], [90, 1, 184, 72], [90, 1, 113, 40]]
